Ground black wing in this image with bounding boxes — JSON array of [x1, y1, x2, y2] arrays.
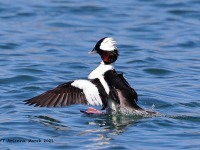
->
[[117, 72, 138, 101], [104, 70, 141, 110]]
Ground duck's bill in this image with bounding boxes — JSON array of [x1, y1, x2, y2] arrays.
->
[[88, 48, 97, 54]]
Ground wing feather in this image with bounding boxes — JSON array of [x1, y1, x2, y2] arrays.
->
[[24, 79, 107, 108]]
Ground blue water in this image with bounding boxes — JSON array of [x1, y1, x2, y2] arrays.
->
[[0, 0, 200, 149]]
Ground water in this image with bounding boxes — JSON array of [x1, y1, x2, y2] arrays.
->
[[0, 0, 200, 149]]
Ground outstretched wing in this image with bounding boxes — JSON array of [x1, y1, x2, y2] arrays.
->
[[24, 79, 107, 108]]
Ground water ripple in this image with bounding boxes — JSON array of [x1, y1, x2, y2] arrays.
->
[[0, 75, 40, 84], [143, 68, 173, 76]]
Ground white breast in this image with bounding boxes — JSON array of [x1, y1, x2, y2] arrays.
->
[[88, 61, 114, 79], [88, 62, 114, 94]]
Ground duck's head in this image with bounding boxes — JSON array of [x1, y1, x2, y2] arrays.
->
[[89, 37, 119, 64]]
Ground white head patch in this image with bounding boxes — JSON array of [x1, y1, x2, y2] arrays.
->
[[100, 37, 117, 51]]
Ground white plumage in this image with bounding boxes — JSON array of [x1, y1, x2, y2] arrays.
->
[[71, 79, 102, 106], [88, 61, 114, 94], [88, 61, 114, 79], [100, 37, 117, 51]]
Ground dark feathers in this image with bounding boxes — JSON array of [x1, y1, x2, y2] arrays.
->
[[24, 82, 87, 107], [104, 70, 142, 110]]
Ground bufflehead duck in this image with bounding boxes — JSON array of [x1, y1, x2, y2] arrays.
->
[[25, 37, 151, 115]]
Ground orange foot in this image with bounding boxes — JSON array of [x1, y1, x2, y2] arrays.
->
[[80, 107, 105, 115]]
